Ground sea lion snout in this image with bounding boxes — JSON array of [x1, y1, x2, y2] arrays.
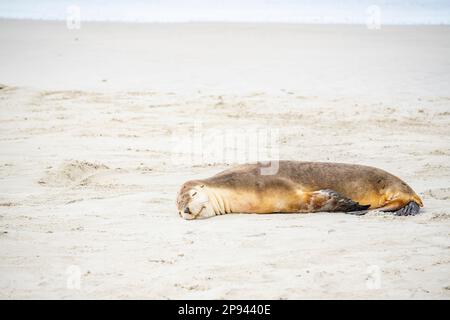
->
[[179, 204, 195, 220]]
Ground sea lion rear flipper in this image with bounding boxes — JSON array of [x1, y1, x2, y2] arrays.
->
[[310, 189, 371, 213], [392, 201, 421, 216], [372, 199, 422, 216]]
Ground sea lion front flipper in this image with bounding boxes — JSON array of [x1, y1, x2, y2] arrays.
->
[[309, 189, 371, 213]]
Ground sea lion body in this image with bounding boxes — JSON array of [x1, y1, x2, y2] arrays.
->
[[176, 161, 423, 220]]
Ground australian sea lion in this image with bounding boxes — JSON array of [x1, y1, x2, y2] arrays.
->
[[176, 161, 423, 220]]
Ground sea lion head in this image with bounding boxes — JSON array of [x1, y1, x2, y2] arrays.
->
[[176, 181, 215, 220]]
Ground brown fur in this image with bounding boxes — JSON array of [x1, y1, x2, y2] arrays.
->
[[177, 161, 423, 216]]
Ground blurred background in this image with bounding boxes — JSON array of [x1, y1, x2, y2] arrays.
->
[[1, 0, 450, 25]]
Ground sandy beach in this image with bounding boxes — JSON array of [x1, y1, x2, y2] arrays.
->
[[0, 19, 449, 299]]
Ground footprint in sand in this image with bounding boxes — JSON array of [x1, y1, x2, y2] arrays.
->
[[423, 188, 450, 201], [39, 160, 109, 187]]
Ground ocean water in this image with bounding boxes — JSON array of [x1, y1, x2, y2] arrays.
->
[[0, 0, 449, 25]]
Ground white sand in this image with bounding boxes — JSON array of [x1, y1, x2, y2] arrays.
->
[[0, 20, 449, 299]]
